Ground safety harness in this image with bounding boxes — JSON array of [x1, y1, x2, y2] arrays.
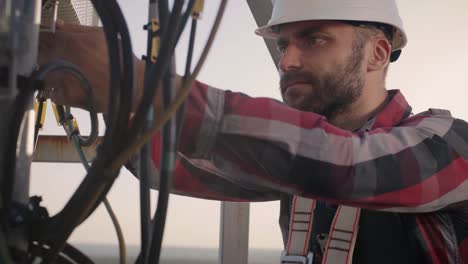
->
[[281, 196, 361, 264]]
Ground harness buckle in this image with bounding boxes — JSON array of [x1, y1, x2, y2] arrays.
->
[[280, 250, 313, 264]]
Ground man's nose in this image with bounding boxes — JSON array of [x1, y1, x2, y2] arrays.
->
[[278, 44, 303, 72]]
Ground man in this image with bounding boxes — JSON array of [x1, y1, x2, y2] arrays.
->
[[39, 0, 468, 263]]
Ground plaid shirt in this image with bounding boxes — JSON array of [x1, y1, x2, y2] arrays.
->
[[149, 81, 468, 263]]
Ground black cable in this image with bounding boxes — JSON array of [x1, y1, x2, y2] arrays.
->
[[141, 2, 191, 263], [75, 0, 138, 222], [146, 16, 198, 264], [0, 228, 13, 263], [33, 60, 99, 147], [138, 1, 161, 263], [40, 0, 136, 261], [35, 1, 225, 264], [184, 19, 197, 85], [138, 2, 175, 263], [27, 61, 124, 263], [127, 0, 184, 141], [146, 6, 200, 263], [175, 0, 196, 44], [138, 70, 153, 263], [157, 0, 169, 34], [29, 243, 94, 264], [103, 1, 134, 153], [147, 58, 177, 264], [174, 18, 197, 148], [110, 0, 228, 174], [88, 0, 122, 154], [63, 108, 126, 264], [80, 0, 135, 216], [87, 0, 133, 159], [60, 243, 94, 264]]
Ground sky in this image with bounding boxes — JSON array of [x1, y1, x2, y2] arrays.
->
[[30, 0, 468, 254]]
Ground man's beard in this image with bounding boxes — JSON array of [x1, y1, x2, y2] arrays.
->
[[279, 39, 365, 119]]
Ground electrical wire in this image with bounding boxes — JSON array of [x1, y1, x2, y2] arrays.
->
[[174, 16, 198, 149], [137, 3, 199, 263], [32, 63, 122, 263], [33, 60, 99, 147], [87, 0, 134, 161], [37, 0, 142, 261], [101, 1, 134, 152], [24, 60, 125, 263], [175, 0, 196, 44], [74, 0, 136, 219], [147, 57, 178, 264], [185, 19, 197, 80], [64, 106, 126, 264], [29, 242, 94, 264], [110, 0, 228, 172], [41, 1, 136, 260], [139, 2, 181, 263], [0, 229, 13, 263], [138, 1, 196, 262], [147, 15, 199, 264], [127, 0, 185, 141], [34, 1, 226, 263], [138, 0, 161, 263]]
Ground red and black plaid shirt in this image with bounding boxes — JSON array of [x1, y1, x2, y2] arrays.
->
[[148, 81, 468, 263]]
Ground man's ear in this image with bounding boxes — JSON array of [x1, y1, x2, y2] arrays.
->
[[367, 38, 392, 72]]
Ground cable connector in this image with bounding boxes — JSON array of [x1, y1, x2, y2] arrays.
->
[[192, 0, 205, 19], [51, 103, 78, 137], [71, 119, 80, 137], [63, 114, 80, 138], [34, 98, 47, 131], [143, 19, 161, 63], [51, 103, 63, 126]]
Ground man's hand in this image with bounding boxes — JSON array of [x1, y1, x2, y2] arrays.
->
[[38, 22, 144, 112]]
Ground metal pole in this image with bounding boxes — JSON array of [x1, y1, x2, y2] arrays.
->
[[12, 0, 41, 207], [217, 3, 278, 263], [0, 0, 42, 258], [219, 202, 250, 264], [0, 0, 16, 190]]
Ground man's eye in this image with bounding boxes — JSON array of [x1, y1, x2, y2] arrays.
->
[[303, 36, 325, 47], [277, 45, 286, 54], [277, 43, 287, 54]]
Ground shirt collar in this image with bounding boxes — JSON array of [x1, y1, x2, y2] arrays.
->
[[364, 90, 413, 130]]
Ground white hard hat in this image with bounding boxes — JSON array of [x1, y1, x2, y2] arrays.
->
[[255, 0, 407, 52]]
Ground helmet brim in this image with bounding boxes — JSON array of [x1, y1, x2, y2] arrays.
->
[[255, 19, 407, 52]]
